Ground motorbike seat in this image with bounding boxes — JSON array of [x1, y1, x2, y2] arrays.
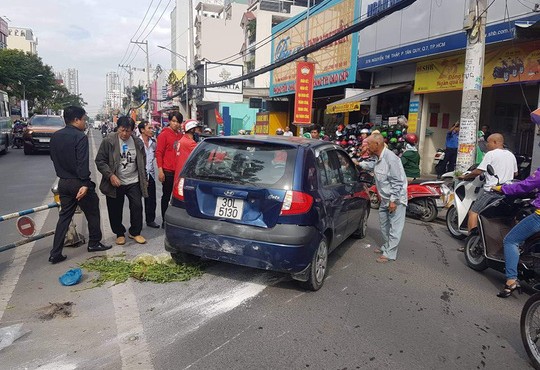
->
[[409, 179, 443, 185]]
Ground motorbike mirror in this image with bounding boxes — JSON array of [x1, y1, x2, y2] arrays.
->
[[486, 164, 495, 176]]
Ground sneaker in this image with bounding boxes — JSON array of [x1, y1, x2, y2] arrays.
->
[[128, 234, 146, 244], [116, 236, 126, 245]]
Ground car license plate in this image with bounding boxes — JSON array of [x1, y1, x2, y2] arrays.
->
[[39, 137, 50, 143], [214, 196, 244, 220]]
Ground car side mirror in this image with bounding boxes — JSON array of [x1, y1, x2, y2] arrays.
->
[[358, 171, 374, 185], [486, 164, 495, 176]]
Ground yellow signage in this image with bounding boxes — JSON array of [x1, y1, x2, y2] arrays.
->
[[414, 41, 540, 94], [326, 102, 361, 114]]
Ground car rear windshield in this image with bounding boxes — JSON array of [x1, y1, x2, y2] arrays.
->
[[30, 116, 65, 126], [183, 140, 297, 188]]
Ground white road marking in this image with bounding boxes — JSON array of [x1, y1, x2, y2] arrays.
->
[[89, 132, 153, 369]]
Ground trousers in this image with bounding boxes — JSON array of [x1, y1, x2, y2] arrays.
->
[[144, 175, 157, 223], [161, 170, 175, 222], [50, 179, 102, 258], [504, 212, 540, 280], [105, 183, 143, 237], [378, 203, 406, 260]]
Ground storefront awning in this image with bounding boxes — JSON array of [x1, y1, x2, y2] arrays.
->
[[325, 84, 409, 114]]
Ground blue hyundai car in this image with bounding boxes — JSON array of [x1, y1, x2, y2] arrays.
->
[[164, 135, 372, 290]]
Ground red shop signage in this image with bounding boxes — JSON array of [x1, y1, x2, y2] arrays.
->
[[293, 61, 315, 126]]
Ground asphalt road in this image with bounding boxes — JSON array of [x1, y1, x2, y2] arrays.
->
[[0, 130, 534, 369]]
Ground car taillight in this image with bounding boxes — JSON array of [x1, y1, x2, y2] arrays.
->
[[172, 177, 185, 201], [280, 190, 313, 215]]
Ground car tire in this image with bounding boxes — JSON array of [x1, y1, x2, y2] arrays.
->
[[0, 135, 8, 154], [300, 236, 328, 291], [352, 207, 370, 239], [170, 251, 200, 264]]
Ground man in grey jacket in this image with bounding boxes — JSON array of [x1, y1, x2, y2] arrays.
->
[[95, 117, 149, 245], [363, 133, 408, 262]]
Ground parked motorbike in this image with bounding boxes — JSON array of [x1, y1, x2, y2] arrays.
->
[[521, 293, 540, 369], [368, 180, 450, 222], [433, 148, 445, 174], [464, 165, 539, 282], [515, 154, 532, 180]]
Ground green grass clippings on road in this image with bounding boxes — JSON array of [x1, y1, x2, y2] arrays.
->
[[80, 254, 204, 287]]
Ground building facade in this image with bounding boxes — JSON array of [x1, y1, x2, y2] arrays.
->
[[62, 69, 79, 96], [7, 27, 38, 54], [105, 72, 122, 117], [352, 0, 540, 175], [0, 18, 8, 49]]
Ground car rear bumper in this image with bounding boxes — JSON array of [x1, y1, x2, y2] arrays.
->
[[164, 206, 319, 273]]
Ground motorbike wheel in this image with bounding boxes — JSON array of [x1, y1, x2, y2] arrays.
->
[[512, 68, 518, 78], [417, 198, 438, 222], [521, 293, 540, 370], [464, 235, 488, 271], [446, 206, 467, 240], [369, 191, 380, 209]]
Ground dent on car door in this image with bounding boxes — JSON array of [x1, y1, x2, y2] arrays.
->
[[335, 150, 365, 235], [316, 150, 348, 246]]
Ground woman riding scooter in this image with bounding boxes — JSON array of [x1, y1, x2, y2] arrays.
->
[[492, 167, 540, 298]]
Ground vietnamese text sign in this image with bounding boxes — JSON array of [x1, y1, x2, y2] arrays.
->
[[414, 40, 540, 94], [326, 102, 361, 114], [270, 0, 359, 97], [293, 61, 315, 125]]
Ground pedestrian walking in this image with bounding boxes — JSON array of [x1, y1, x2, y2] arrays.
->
[[363, 133, 408, 262], [436, 121, 459, 178], [138, 120, 160, 228], [49, 106, 111, 264], [95, 116, 149, 245], [156, 112, 183, 228]]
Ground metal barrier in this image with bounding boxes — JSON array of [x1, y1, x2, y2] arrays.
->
[[0, 185, 85, 253]]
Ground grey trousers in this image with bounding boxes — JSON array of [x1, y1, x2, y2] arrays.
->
[[378, 203, 407, 260]]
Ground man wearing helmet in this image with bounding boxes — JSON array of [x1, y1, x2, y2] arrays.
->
[[401, 133, 420, 180], [174, 119, 202, 179], [276, 128, 284, 135]]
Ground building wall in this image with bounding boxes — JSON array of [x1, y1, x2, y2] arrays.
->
[[62, 69, 79, 96], [7, 27, 37, 54], [0, 18, 8, 49]]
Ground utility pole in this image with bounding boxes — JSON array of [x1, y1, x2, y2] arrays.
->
[[130, 40, 152, 122], [456, 0, 487, 173], [188, 0, 196, 120]]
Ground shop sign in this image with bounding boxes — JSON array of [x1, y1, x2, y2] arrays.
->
[[293, 61, 315, 125], [204, 63, 243, 103], [366, 0, 405, 18], [326, 101, 361, 114], [270, 0, 359, 97], [414, 40, 540, 94], [407, 101, 419, 133], [254, 113, 269, 135]]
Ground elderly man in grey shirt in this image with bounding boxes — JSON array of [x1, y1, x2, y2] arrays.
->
[[361, 133, 408, 262]]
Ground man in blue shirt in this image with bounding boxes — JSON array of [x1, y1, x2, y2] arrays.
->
[[436, 122, 459, 178]]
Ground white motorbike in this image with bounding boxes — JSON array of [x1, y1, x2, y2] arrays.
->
[[445, 172, 485, 240]]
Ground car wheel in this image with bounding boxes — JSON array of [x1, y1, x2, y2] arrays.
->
[[0, 135, 8, 154], [300, 236, 328, 291], [352, 207, 370, 239], [170, 251, 200, 264]]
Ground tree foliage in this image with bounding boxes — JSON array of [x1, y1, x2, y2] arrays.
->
[[0, 49, 86, 112]]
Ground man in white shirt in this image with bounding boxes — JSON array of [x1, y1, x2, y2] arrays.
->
[[138, 121, 160, 228], [283, 126, 293, 137], [459, 133, 518, 235]]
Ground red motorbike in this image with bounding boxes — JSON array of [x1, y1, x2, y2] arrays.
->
[[369, 180, 448, 222]]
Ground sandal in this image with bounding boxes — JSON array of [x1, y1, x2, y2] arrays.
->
[[374, 248, 383, 254], [376, 256, 390, 263], [497, 282, 521, 298]]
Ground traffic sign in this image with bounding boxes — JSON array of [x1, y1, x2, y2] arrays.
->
[[16, 216, 36, 238]]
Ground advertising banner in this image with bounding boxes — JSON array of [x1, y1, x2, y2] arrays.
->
[[293, 61, 315, 125], [204, 63, 243, 103], [414, 41, 540, 94], [270, 0, 359, 97]]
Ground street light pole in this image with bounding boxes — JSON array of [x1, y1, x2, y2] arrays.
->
[[131, 40, 152, 122], [158, 45, 190, 119]]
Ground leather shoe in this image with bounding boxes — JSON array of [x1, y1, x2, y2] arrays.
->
[[116, 236, 126, 245], [87, 242, 112, 252], [147, 221, 160, 228], [128, 234, 146, 244], [49, 255, 67, 264]]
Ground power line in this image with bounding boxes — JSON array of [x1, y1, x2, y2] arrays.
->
[[118, 0, 156, 66], [135, 0, 164, 42], [138, 0, 174, 41]]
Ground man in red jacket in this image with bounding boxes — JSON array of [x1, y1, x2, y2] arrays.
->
[[156, 111, 183, 228], [174, 119, 203, 179]]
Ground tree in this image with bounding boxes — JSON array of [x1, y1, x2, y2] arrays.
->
[[131, 85, 145, 105]]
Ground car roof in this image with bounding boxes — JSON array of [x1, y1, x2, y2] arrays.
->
[[203, 135, 339, 150]]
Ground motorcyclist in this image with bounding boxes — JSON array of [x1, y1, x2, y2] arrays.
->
[[492, 167, 540, 298], [101, 121, 109, 136], [401, 133, 420, 180]]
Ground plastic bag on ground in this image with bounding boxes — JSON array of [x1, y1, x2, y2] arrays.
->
[[131, 253, 157, 265], [0, 323, 31, 351], [154, 253, 174, 265]]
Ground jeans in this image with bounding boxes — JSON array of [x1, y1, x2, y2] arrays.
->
[[161, 170, 175, 222], [378, 203, 406, 260], [144, 175, 157, 224], [504, 212, 540, 280]]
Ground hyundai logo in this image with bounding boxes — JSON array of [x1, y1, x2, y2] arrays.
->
[[224, 190, 235, 196]]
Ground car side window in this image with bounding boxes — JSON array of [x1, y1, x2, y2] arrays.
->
[[317, 150, 341, 186], [316, 151, 330, 187], [335, 150, 358, 184]]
